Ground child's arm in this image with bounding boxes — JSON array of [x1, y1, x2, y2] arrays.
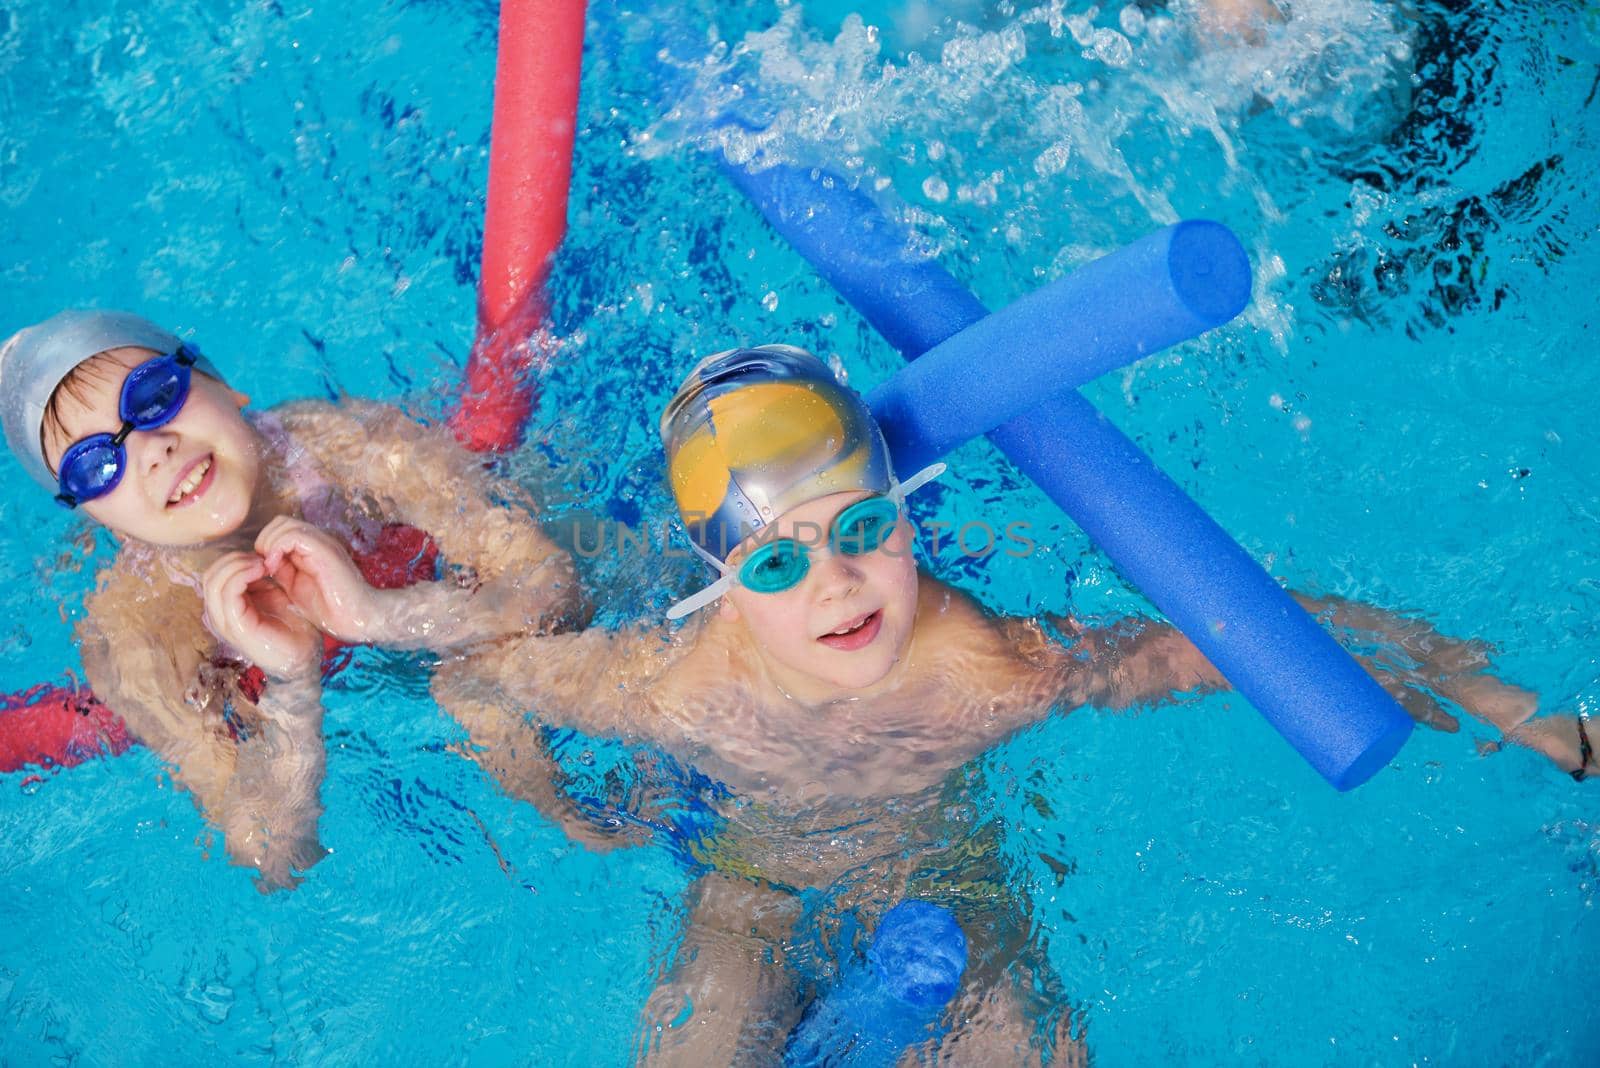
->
[[1047, 615, 1228, 712], [1292, 593, 1592, 777], [272, 402, 663, 843], [1043, 594, 1592, 778], [426, 624, 688, 845], [80, 563, 330, 889], [431, 657, 648, 852], [287, 402, 581, 650], [447, 623, 686, 743]]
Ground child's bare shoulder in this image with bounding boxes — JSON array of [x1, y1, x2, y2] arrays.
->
[[644, 616, 732, 703], [269, 398, 436, 464], [86, 542, 195, 617], [914, 575, 1034, 655], [79, 544, 213, 686], [271, 398, 490, 505], [912, 575, 1074, 703], [638, 614, 789, 723]]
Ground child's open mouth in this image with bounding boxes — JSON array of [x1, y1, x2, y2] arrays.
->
[[166, 454, 215, 509], [816, 609, 882, 652]]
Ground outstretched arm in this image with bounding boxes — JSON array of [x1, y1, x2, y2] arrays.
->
[[1032, 610, 1226, 714], [431, 657, 646, 852], [1055, 615, 1227, 711], [1045, 593, 1592, 779], [447, 623, 687, 743], [1294, 593, 1592, 778], [428, 623, 692, 848], [288, 401, 583, 651]]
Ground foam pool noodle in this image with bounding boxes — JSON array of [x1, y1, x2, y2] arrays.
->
[[784, 901, 968, 1067]]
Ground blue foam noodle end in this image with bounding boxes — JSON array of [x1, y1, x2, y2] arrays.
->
[[784, 902, 967, 1068], [866, 220, 1253, 470], [720, 155, 1413, 790], [991, 394, 1414, 790]]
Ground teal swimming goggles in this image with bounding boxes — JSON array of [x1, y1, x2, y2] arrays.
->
[[666, 462, 943, 620]]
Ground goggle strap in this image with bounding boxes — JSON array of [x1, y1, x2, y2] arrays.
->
[[895, 462, 946, 500], [686, 539, 733, 576], [665, 540, 734, 620], [666, 574, 732, 621]]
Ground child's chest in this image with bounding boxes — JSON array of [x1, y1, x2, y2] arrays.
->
[[666, 674, 1027, 802]]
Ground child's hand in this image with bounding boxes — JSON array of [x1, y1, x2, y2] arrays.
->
[[255, 517, 389, 645], [202, 551, 322, 682], [1295, 591, 1597, 776]]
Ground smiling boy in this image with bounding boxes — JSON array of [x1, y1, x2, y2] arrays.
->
[[432, 343, 1590, 1063], [1, 309, 605, 888]]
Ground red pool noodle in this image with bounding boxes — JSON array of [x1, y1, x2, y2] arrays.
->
[[450, 0, 588, 454], [4, 1, 588, 775], [0, 686, 133, 775]]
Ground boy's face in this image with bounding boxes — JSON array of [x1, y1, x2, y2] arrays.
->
[[42, 346, 261, 546], [721, 490, 920, 701]]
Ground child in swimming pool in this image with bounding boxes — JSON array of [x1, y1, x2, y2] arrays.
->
[[0, 309, 610, 889], [442, 343, 1590, 1063]]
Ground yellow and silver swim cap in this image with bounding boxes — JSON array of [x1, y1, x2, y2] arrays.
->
[[662, 344, 893, 563], [660, 344, 943, 620]]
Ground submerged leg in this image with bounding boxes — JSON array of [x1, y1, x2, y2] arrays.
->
[[885, 819, 1085, 1065], [637, 872, 803, 1067], [912, 967, 1086, 1067]]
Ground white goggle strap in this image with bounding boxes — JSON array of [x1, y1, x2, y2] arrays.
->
[[894, 461, 946, 501], [666, 539, 735, 621]]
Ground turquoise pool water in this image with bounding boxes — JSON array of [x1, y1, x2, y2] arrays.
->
[[2, 0, 1596, 1063]]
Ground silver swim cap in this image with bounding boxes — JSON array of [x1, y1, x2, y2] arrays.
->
[[0, 310, 218, 492]]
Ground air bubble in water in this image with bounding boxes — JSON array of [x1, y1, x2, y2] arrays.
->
[[1093, 29, 1133, 68], [959, 174, 1000, 207], [1034, 142, 1071, 177], [1119, 6, 1146, 37], [922, 175, 949, 202], [1065, 13, 1096, 47], [762, 291, 779, 312]]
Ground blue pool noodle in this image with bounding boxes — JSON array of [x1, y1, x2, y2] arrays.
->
[[719, 158, 1414, 791], [784, 901, 968, 1067], [866, 221, 1252, 472]]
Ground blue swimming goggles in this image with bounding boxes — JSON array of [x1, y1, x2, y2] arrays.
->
[[54, 344, 201, 508], [666, 463, 943, 620]]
